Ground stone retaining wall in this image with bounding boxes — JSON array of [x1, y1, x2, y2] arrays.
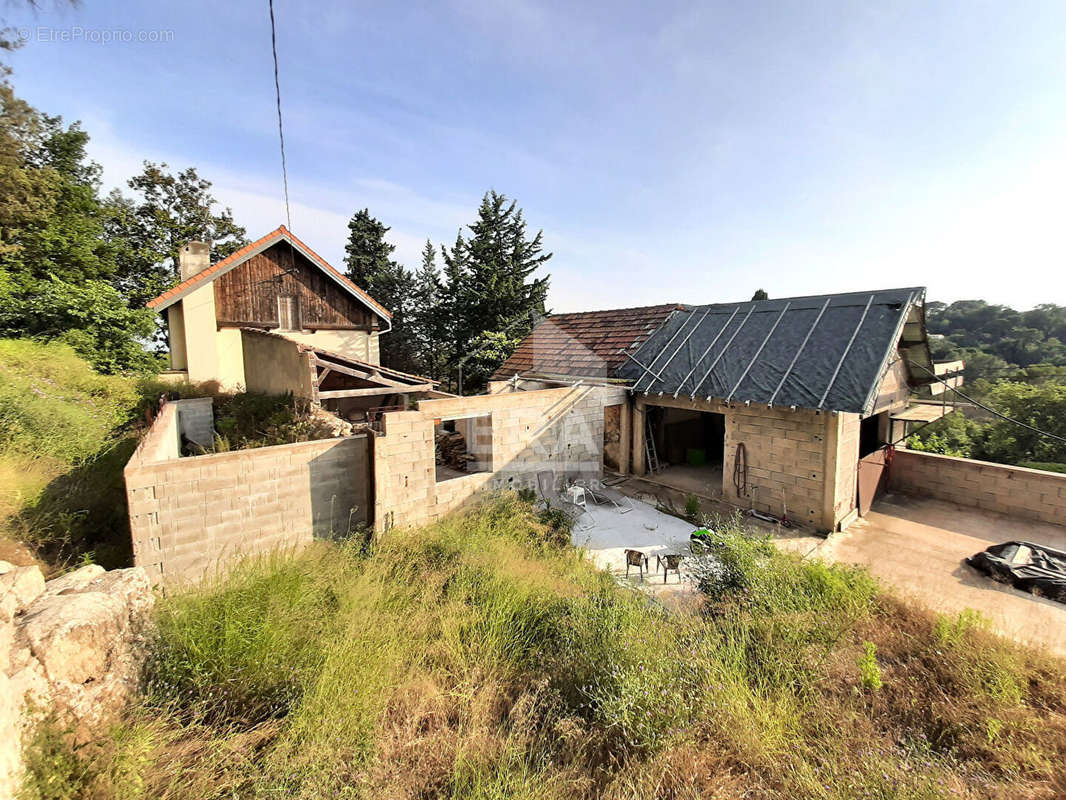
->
[[888, 448, 1066, 526]]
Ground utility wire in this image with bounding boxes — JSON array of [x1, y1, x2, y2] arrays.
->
[[907, 360, 1066, 445], [268, 0, 292, 230]]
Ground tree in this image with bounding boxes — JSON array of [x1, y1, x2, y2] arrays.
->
[[925, 299, 1066, 371], [342, 208, 417, 372], [0, 79, 157, 372], [344, 209, 394, 289], [410, 240, 447, 379], [751, 289, 768, 301], [441, 190, 551, 391], [106, 162, 247, 308], [976, 382, 1066, 466]]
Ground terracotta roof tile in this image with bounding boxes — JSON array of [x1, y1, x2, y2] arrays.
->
[[145, 225, 391, 320], [492, 303, 681, 381]]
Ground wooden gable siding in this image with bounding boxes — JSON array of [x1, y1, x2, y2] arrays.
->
[[214, 244, 378, 330]]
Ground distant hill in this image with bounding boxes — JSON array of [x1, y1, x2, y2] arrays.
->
[[926, 300, 1066, 381]]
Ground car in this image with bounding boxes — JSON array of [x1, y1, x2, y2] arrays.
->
[[966, 541, 1066, 603]]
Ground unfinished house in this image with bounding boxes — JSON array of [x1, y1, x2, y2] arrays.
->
[[145, 226, 440, 422], [493, 289, 936, 531]]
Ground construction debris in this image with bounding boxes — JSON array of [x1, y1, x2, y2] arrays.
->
[[435, 429, 475, 471]]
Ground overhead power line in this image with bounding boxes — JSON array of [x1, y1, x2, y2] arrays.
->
[[907, 360, 1066, 446], [268, 0, 292, 230]]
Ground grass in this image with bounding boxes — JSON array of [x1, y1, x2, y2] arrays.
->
[[0, 338, 147, 569], [1017, 461, 1066, 474], [20, 494, 1066, 799]]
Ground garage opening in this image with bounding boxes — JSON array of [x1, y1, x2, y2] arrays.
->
[[645, 405, 725, 497], [435, 413, 493, 482]]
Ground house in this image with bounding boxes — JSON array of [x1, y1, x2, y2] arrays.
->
[[146, 226, 440, 419], [492, 288, 940, 531]]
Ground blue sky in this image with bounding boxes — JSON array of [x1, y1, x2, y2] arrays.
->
[[7, 0, 1066, 311]]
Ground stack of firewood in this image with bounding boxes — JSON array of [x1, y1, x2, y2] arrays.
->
[[435, 429, 475, 471]]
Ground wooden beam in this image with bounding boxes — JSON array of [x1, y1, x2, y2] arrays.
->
[[319, 384, 432, 399], [315, 358, 413, 388]]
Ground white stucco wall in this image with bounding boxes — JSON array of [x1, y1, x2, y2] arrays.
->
[[275, 329, 379, 364]]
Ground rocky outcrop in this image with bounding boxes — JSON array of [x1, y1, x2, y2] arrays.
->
[[0, 561, 153, 799]]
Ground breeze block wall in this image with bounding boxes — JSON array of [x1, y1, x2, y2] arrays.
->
[[721, 402, 835, 528], [373, 385, 625, 532], [887, 448, 1066, 526], [125, 398, 370, 588]]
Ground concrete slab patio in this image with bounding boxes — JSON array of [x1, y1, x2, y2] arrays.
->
[[824, 493, 1066, 656], [571, 495, 699, 594]]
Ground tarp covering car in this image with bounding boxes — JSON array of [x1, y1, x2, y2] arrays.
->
[[966, 541, 1066, 603]]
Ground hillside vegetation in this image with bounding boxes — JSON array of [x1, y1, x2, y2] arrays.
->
[[0, 338, 143, 568], [22, 496, 1066, 800]]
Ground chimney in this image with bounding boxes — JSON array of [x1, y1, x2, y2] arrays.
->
[[179, 241, 211, 281]]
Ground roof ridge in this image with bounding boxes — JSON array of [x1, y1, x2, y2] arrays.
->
[[145, 226, 391, 320]]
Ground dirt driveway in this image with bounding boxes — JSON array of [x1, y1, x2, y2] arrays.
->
[[823, 493, 1066, 656]]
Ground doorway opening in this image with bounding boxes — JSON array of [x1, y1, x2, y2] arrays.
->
[[603, 404, 624, 473]]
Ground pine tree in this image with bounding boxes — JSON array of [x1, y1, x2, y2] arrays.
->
[[410, 240, 447, 379], [440, 228, 471, 363], [344, 209, 394, 289], [343, 208, 417, 372], [441, 190, 551, 391], [751, 289, 769, 301]]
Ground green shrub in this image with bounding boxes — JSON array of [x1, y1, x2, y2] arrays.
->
[[858, 640, 882, 691]]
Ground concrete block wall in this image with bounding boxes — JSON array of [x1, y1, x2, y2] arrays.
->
[[125, 399, 370, 588], [374, 385, 624, 531], [175, 397, 214, 449], [241, 330, 314, 399], [635, 393, 867, 531], [888, 449, 1066, 527], [832, 413, 861, 526], [722, 402, 832, 527]]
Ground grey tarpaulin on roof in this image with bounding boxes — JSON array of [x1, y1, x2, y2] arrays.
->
[[617, 288, 932, 414]]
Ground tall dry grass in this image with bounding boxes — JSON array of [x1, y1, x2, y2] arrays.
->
[[19, 494, 1066, 800]]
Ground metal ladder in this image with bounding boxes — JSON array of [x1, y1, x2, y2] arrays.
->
[[644, 417, 661, 474]]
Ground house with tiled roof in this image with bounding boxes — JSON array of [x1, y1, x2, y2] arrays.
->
[[491, 304, 680, 383], [147, 226, 438, 416], [490, 289, 951, 531]]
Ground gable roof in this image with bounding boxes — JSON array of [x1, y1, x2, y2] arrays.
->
[[145, 225, 391, 320], [491, 304, 681, 381], [617, 287, 932, 414]]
